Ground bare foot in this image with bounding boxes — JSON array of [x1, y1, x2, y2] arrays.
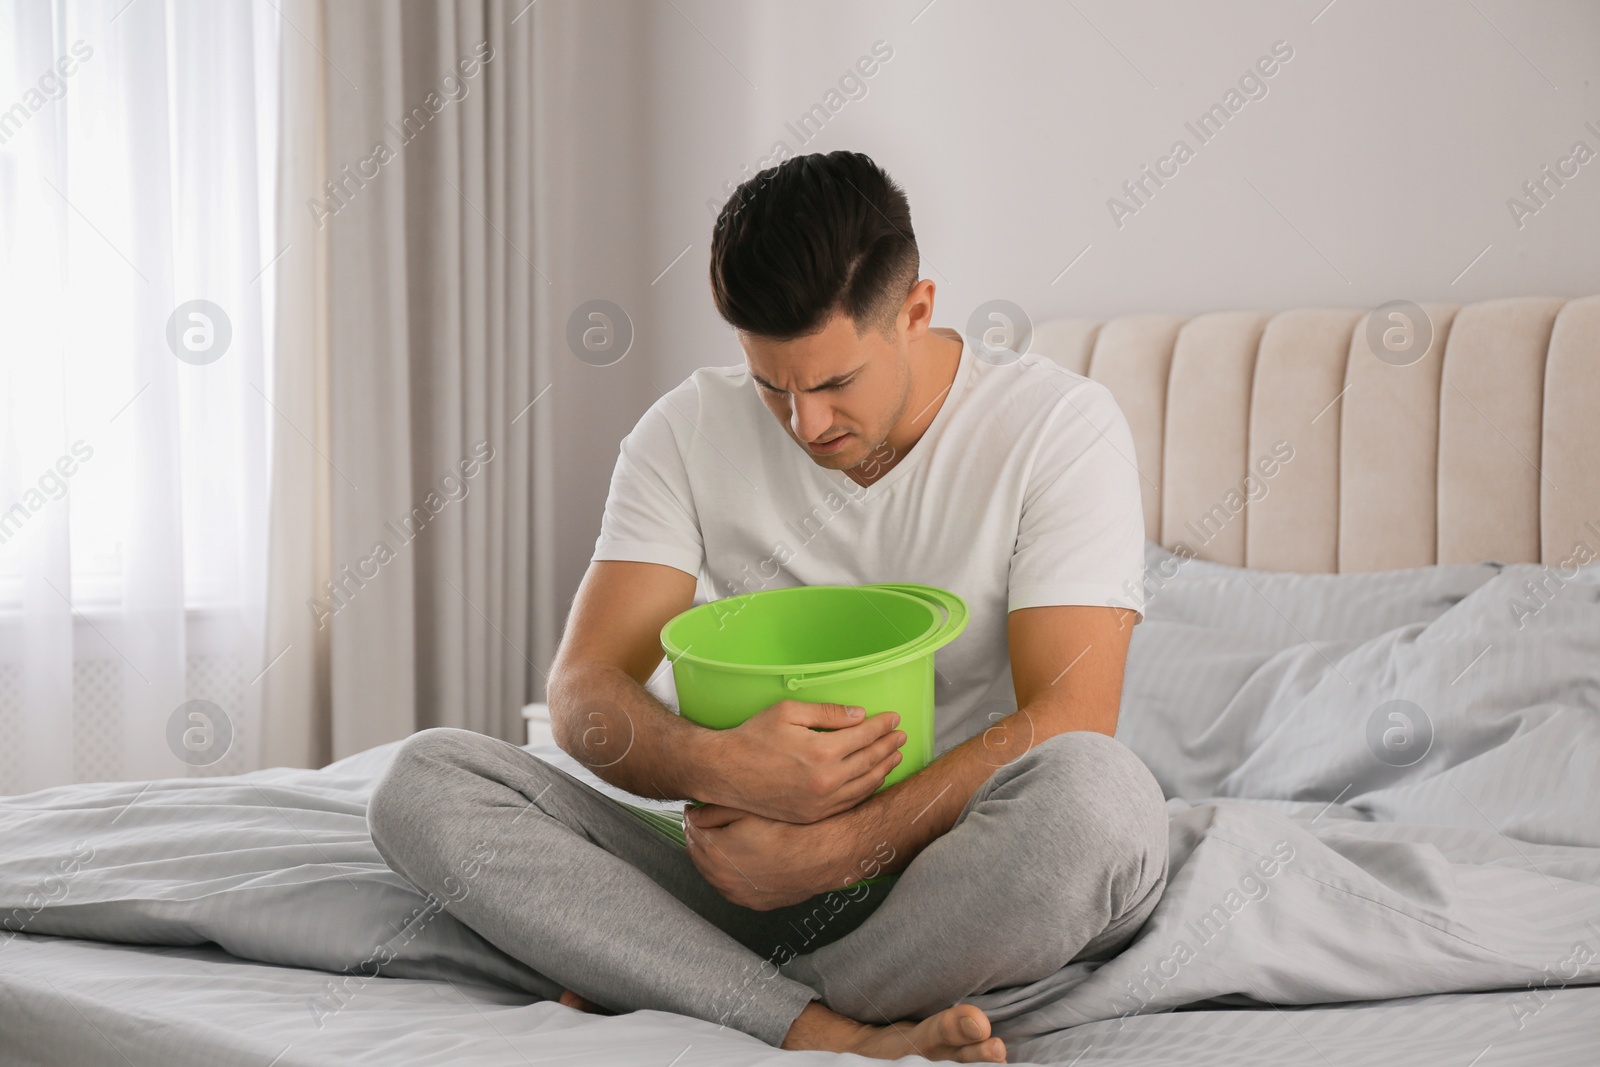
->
[[783, 1000, 1006, 1063], [557, 988, 610, 1014]]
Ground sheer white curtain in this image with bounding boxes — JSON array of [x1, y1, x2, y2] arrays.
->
[[0, 0, 280, 792]]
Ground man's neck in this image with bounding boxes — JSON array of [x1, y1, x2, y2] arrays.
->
[[846, 327, 963, 488]]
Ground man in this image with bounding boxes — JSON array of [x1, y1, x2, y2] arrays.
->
[[369, 150, 1168, 1063]]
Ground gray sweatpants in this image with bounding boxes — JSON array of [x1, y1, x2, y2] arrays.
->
[[366, 727, 1169, 1048]]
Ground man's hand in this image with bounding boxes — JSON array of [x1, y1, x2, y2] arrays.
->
[[549, 562, 910, 819], [699, 701, 906, 824], [688, 604, 1140, 909], [683, 801, 890, 910]]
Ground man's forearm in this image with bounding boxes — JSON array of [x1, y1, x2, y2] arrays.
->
[[546, 660, 713, 801], [844, 699, 1113, 878]]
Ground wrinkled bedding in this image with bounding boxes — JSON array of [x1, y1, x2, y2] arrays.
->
[[3, 545, 1600, 1064]]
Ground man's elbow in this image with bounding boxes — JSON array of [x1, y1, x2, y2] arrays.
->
[[544, 654, 591, 755]]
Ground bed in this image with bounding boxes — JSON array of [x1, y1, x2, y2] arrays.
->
[[5, 294, 1600, 1065]]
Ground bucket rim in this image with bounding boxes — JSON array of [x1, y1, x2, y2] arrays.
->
[[659, 583, 954, 677]]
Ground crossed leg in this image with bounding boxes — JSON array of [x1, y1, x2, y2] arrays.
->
[[366, 728, 1167, 1060]]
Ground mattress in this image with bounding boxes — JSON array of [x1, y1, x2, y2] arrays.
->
[[5, 931, 1599, 1067]]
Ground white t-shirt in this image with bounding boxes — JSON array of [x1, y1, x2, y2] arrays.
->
[[592, 328, 1146, 754]]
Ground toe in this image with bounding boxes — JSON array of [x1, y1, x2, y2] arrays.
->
[[945, 1004, 991, 1044], [956, 1036, 1007, 1063]]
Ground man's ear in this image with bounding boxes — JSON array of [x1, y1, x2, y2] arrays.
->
[[899, 278, 936, 340]]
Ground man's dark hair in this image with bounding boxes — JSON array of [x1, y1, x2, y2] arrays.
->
[[709, 151, 919, 341]]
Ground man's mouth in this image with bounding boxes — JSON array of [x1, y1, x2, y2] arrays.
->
[[807, 431, 852, 456]]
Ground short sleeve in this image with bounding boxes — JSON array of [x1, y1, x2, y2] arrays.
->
[[1008, 380, 1147, 615], [591, 390, 704, 578]]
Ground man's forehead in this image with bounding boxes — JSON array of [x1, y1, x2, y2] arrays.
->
[[742, 318, 878, 390]]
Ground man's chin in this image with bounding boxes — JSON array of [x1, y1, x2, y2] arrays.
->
[[804, 442, 876, 472], [805, 452, 858, 471]]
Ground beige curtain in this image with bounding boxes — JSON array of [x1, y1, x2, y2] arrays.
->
[[265, 0, 550, 767]]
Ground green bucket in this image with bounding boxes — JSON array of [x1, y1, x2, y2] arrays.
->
[[660, 584, 968, 789]]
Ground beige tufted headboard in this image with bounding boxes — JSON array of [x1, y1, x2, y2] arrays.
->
[[1033, 295, 1600, 572]]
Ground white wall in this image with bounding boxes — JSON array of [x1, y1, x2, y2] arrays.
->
[[536, 0, 1600, 658]]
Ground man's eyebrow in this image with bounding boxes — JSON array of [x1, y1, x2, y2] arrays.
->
[[750, 365, 865, 393]]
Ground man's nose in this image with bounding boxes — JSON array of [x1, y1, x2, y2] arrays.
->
[[790, 393, 834, 442]]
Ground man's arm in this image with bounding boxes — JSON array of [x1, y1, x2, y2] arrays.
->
[[684, 604, 1137, 907], [547, 560, 907, 823], [545, 559, 704, 800]]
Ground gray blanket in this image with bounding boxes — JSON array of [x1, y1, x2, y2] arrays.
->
[[4, 550, 1599, 1047]]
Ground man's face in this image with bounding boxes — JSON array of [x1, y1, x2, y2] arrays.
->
[[740, 309, 912, 472]]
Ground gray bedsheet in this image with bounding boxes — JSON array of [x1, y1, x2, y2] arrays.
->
[[5, 932, 1599, 1066], [4, 549, 1600, 1064]]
